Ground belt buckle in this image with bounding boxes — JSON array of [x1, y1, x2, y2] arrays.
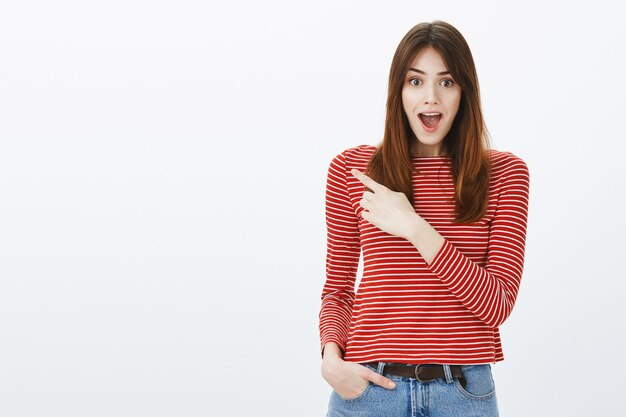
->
[[414, 364, 428, 382]]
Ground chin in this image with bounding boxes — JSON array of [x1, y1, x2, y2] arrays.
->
[[415, 135, 445, 145]]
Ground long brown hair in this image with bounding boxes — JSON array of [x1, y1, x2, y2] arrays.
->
[[366, 20, 492, 224]]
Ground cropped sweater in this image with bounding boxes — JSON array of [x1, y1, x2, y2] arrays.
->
[[319, 144, 530, 364]]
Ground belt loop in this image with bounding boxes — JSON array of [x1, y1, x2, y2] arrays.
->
[[376, 361, 386, 375], [442, 364, 454, 384]]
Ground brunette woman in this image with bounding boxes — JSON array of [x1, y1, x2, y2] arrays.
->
[[319, 20, 530, 417]]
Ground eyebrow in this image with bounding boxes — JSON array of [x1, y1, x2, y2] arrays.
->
[[408, 68, 451, 75]]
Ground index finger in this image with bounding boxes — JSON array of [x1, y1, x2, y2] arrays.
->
[[350, 168, 385, 193]]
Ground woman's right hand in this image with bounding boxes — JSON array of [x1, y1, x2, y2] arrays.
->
[[321, 349, 396, 400]]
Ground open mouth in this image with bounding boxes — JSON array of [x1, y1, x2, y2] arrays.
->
[[418, 112, 442, 131]]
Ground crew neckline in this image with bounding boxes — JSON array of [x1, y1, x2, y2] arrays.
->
[[411, 154, 452, 176]]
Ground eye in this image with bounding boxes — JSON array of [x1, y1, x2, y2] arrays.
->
[[409, 78, 421, 86], [441, 79, 455, 87]]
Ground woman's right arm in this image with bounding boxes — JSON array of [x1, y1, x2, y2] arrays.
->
[[319, 151, 396, 397], [319, 150, 360, 359]]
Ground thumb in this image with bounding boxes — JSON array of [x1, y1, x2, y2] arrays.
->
[[369, 372, 397, 389]]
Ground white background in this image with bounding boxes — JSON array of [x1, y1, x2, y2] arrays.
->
[[1, 1, 625, 416]]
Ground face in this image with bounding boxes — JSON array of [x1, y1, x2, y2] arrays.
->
[[401, 45, 462, 157]]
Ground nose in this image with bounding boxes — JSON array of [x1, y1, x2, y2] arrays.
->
[[423, 83, 439, 105]]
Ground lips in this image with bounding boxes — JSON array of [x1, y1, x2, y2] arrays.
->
[[418, 112, 443, 130]]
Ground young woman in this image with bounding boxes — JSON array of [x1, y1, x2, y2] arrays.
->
[[319, 20, 530, 417]]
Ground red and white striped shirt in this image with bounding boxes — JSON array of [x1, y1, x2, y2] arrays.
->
[[319, 144, 530, 365]]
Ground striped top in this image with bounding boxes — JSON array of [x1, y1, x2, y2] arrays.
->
[[319, 144, 530, 365]]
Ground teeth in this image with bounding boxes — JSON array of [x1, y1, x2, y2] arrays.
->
[[421, 112, 441, 116]]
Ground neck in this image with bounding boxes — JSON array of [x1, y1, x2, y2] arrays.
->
[[411, 142, 447, 157]]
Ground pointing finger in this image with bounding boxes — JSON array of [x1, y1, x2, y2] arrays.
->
[[350, 168, 385, 193]]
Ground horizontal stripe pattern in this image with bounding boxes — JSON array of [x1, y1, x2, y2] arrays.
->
[[319, 144, 530, 365]]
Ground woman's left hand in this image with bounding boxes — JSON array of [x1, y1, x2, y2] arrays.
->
[[350, 168, 423, 241]]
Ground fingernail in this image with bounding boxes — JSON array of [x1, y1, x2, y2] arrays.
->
[[388, 381, 396, 388]]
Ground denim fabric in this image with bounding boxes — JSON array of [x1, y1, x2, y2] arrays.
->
[[326, 361, 499, 417]]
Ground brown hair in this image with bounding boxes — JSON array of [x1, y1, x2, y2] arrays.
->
[[365, 20, 492, 224]]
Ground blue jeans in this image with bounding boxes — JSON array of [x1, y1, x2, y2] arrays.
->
[[326, 362, 499, 417]]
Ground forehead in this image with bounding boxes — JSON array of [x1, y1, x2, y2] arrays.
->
[[407, 46, 448, 71]]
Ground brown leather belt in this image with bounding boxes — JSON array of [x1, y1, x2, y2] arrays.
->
[[365, 362, 467, 389]]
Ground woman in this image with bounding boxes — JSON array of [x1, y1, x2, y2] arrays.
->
[[319, 20, 530, 417]]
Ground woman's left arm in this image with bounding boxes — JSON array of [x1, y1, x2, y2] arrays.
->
[[408, 156, 530, 329], [351, 154, 530, 329]]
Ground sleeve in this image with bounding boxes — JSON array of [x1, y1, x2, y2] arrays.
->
[[426, 153, 530, 329], [318, 150, 361, 358]]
